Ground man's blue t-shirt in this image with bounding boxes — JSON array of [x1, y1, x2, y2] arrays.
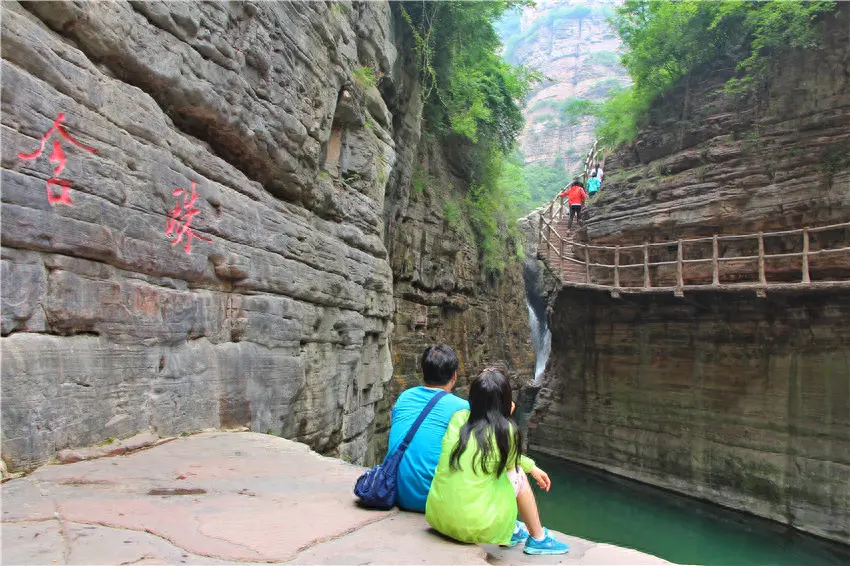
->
[[586, 177, 601, 195], [388, 386, 469, 512]]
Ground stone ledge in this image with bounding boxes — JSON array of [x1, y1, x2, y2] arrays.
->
[[1, 431, 671, 565]]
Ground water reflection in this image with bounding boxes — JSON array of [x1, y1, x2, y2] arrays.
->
[[527, 451, 850, 566]]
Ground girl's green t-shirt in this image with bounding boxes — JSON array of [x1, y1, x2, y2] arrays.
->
[[425, 409, 535, 545]]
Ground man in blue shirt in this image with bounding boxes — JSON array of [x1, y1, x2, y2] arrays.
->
[[387, 344, 469, 512]]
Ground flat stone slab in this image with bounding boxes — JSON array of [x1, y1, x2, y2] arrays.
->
[[1, 431, 671, 565]]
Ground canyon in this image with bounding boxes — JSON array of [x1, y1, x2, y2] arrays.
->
[[528, 4, 850, 545], [3, 0, 849, 553], [0, 1, 533, 473], [500, 0, 629, 171]]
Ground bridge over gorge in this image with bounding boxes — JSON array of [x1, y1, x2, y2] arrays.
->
[[536, 196, 850, 298]]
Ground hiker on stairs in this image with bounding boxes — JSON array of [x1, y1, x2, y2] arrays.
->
[[558, 178, 588, 231], [586, 170, 601, 196]]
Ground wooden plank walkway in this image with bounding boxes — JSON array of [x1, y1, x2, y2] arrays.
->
[[536, 196, 850, 298]]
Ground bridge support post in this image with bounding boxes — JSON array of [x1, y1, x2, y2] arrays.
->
[[643, 243, 650, 289], [802, 227, 811, 284], [537, 214, 543, 259], [559, 236, 565, 278], [712, 235, 720, 286], [675, 240, 684, 297], [614, 246, 620, 289]]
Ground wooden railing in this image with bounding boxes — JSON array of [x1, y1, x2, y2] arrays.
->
[[537, 196, 850, 297], [582, 140, 603, 182]]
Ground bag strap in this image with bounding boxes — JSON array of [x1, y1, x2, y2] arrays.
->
[[395, 390, 447, 456]]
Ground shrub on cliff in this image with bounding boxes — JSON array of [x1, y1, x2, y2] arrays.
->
[[397, 1, 541, 275], [597, 0, 836, 147]]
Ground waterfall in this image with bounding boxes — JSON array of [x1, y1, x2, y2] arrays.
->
[[526, 300, 551, 385]]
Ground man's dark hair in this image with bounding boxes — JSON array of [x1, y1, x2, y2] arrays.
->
[[421, 344, 459, 386], [590, 171, 597, 178]]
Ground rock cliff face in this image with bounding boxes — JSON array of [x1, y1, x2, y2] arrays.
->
[[0, 1, 534, 472], [529, 5, 850, 545], [501, 0, 628, 169], [382, 137, 535, 423]]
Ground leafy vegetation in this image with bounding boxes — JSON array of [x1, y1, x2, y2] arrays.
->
[[517, 160, 570, 214], [398, 1, 543, 274], [821, 143, 850, 188], [443, 199, 462, 227], [411, 163, 431, 194], [352, 66, 379, 89], [595, 0, 836, 147]]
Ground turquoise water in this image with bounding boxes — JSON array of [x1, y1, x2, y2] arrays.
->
[[528, 451, 850, 566]]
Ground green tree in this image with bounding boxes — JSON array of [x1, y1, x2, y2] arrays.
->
[[398, 1, 543, 274], [596, 0, 836, 147]]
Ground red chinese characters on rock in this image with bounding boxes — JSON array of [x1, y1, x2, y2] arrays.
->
[[17, 112, 97, 205], [165, 180, 212, 254]]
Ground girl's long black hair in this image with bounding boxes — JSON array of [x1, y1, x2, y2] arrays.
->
[[449, 367, 522, 477]]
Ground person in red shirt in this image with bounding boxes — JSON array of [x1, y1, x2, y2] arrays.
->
[[558, 178, 588, 230]]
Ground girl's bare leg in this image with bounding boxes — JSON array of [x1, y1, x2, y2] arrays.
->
[[517, 486, 544, 539]]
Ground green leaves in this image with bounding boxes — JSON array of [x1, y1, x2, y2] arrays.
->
[[598, 0, 836, 147], [397, 1, 543, 276], [399, 1, 540, 152]]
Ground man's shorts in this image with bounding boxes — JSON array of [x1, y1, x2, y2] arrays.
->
[[507, 466, 528, 497]]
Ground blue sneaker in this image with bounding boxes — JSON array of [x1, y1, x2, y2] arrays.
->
[[523, 528, 569, 555], [508, 521, 530, 547]]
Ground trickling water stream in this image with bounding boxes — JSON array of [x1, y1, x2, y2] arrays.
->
[[526, 300, 551, 384]]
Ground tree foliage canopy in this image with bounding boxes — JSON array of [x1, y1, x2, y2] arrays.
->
[[398, 1, 543, 274], [597, 0, 836, 147]]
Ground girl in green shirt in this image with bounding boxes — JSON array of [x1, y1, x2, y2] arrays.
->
[[425, 367, 569, 555]]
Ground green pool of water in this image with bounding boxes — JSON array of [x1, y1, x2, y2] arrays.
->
[[527, 451, 850, 566]]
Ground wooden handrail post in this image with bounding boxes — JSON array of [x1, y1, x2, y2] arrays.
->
[[537, 213, 544, 257], [584, 244, 590, 284], [643, 243, 650, 288], [614, 246, 620, 288], [802, 227, 810, 283], [758, 232, 766, 287], [559, 236, 565, 278], [559, 196, 565, 221], [712, 235, 719, 286], [676, 240, 684, 294]]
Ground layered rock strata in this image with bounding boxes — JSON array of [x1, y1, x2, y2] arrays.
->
[[382, 138, 535, 418], [530, 5, 850, 545], [1, 1, 534, 473], [0, 0, 402, 471], [503, 0, 629, 169], [532, 289, 850, 544]]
